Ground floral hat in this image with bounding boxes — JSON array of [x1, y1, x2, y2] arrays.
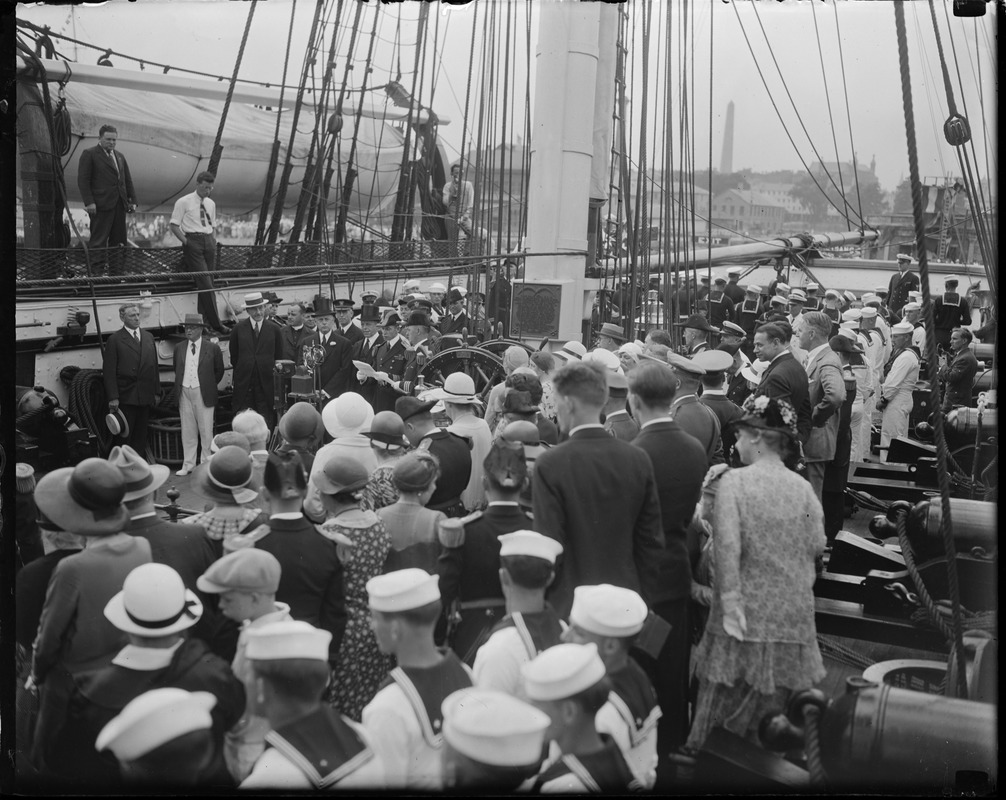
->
[[733, 394, 799, 440]]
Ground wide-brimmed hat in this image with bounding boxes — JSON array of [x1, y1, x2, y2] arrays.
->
[[598, 323, 627, 342], [553, 341, 587, 363], [322, 392, 374, 438], [34, 458, 131, 536], [191, 446, 258, 505], [243, 292, 267, 309], [182, 313, 208, 328], [105, 563, 203, 637], [428, 372, 481, 405], [107, 445, 171, 503], [359, 304, 382, 323], [364, 410, 409, 450], [395, 396, 437, 421], [313, 457, 370, 495], [278, 401, 325, 444], [674, 314, 720, 334], [739, 359, 769, 385], [105, 408, 130, 438], [730, 394, 799, 440]]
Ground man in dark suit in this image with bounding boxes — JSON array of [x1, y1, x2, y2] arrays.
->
[[723, 267, 746, 304], [940, 327, 979, 412], [696, 349, 745, 462], [103, 303, 159, 454], [349, 304, 383, 405], [887, 254, 920, 316], [674, 314, 719, 356], [628, 360, 708, 765], [77, 124, 136, 253], [439, 288, 469, 336], [279, 302, 314, 364], [109, 445, 234, 661], [173, 314, 225, 476], [486, 262, 513, 337], [531, 360, 665, 619], [397, 396, 472, 517], [753, 320, 813, 445], [230, 292, 284, 429], [370, 311, 411, 413], [300, 297, 353, 404], [332, 298, 364, 345], [666, 353, 724, 465]]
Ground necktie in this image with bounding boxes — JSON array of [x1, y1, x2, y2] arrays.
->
[[191, 342, 196, 356], [253, 322, 259, 339], [200, 200, 211, 229], [108, 150, 119, 174], [133, 329, 140, 344], [363, 338, 370, 358]]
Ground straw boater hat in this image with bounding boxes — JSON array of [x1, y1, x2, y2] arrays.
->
[[105, 408, 130, 439], [243, 291, 267, 309], [190, 446, 259, 505], [34, 458, 131, 536], [107, 445, 171, 503], [105, 563, 203, 637]]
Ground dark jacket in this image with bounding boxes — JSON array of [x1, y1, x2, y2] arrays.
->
[[335, 323, 365, 346], [439, 311, 470, 337], [229, 318, 284, 412], [280, 324, 314, 365], [301, 330, 354, 399], [77, 145, 135, 211], [103, 327, 159, 406], [756, 351, 813, 444], [532, 427, 665, 618], [371, 337, 412, 413], [670, 394, 723, 465], [699, 393, 745, 461], [173, 337, 225, 407], [16, 549, 82, 650], [253, 515, 347, 660], [418, 429, 473, 511], [941, 347, 979, 411], [632, 420, 707, 603], [349, 333, 383, 405]]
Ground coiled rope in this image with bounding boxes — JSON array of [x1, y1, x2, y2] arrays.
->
[[67, 368, 113, 455]]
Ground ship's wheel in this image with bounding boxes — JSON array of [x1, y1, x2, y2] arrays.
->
[[478, 337, 536, 360], [420, 345, 505, 401]]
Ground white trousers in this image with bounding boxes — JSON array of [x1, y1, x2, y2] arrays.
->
[[179, 385, 215, 470], [880, 392, 913, 463], [849, 401, 865, 463], [856, 395, 875, 463]]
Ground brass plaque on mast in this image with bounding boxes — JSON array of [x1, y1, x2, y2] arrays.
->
[[511, 284, 561, 340]]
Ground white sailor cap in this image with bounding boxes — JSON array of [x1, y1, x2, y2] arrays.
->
[[727, 267, 743, 277], [442, 688, 551, 768], [806, 282, 820, 291], [95, 688, 216, 761], [908, 291, 923, 303], [745, 284, 762, 294], [569, 584, 648, 638], [367, 568, 440, 613], [841, 309, 862, 322], [859, 306, 878, 319], [861, 293, 881, 306], [824, 288, 842, 300], [769, 295, 788, 307], [245, 620, 332, 661], [891, 320, 915, 335], [428, 282, 448, 293], [897, 253, 912, 262], [583, 348, 622, 374], [498, 530, 563, 564], [873, 286, 888, 296], [943, 275, 960, 285], [840, 320, 860, 332], [666, 352, 707, 375], [776, 282, 791, 293], [521, 642, 607, 702], [404, 278, 422, 291], [835, 327, 860, 344], [843, 290, 858, 304], [788, 290, 807, 303], [902, 301, 922, 312]]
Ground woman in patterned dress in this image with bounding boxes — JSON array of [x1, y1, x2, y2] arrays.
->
[[187, 445, 269, 558], [358, 411, 409, 512], [314, 458, 392, 721], [686, 396, 827, 750]]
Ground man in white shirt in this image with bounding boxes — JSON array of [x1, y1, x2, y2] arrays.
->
[[170, 172, 225, 334], [173, 314, 225, 476], [878, 321, 921, 462]]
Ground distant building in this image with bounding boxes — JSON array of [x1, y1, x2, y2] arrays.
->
[[710, 188, 787, 235]]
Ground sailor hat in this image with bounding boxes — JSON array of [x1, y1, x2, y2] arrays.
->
[[745, 284, 762, 294], [769, 295, 788, 307], [403, 279, 422, 292], [897, 253, 912, 263], [859, 307, 879, 319], [943, 275, 960, 285], [902, 302, 922, 312], [891, 320, 915, 336], [843, 290, 858, 304], [95, 688, 216, 762], [666, 352, 707, 375], [861, 293, 881, 306], [367, 568, 441, 613], [840, 321, 860, 333], [522, 642, 607, 702], [720, 321, 747, 338], [776, 282, 791, 294], [841, 309, 862, 322], [806, 282, 820, 292], [583, 348, 622, 373], [788, 290, 808, 303], [498, 530, 563, 564], [908, 291, 923, 304], [873, 286, 888, 296], [713, 276, 727, 286], [442, 689, 551, 768], [835, 327, 860, 344], [428, 282, 448, 294], [690, 349, 734, 373], [197, 548, 281, 595], [824, 289, 842, 300], [727, 267, 743, 278], [245, 620, 332, 661], [569, 584, 648, 638]]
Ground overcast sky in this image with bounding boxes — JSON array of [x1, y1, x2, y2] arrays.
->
[[18, 0, 997, 195]]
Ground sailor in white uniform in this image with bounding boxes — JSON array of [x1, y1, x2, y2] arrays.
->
[[361, 569, 474, 790], [878, 320, 921, 463], [440, 687, 551, 790], [472, 531, 565, 699], [523, 643, 636, 793], [240, 621, 385, 790], [562, 584, 662, 791]]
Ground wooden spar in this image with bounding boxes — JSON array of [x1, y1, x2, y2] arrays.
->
[[16, 56, 450, 124]]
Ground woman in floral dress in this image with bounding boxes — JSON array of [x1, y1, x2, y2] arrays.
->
[[314, 457, 392, 721], [686, 395, 827, 749]]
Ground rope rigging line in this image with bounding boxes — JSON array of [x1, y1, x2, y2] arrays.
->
[[390, 2, 428, 242], [892, 0, 968, 699], [735, 2, 869, 231], [810, 0, 850, 231], [831, 0, 865, 231], [207, 0, 258, 177]]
